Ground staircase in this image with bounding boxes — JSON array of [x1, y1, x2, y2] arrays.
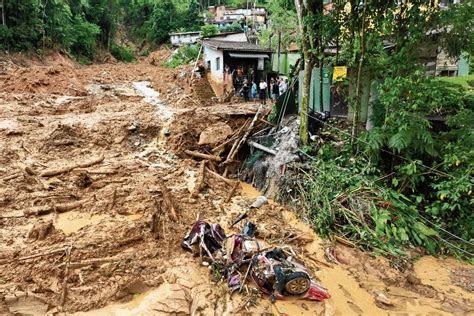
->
[[192, 73, 217, 102]]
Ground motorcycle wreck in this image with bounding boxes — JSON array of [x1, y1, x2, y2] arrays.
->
[[182, 220, 330, 303]]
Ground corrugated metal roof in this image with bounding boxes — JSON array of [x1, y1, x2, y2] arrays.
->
[[201, 39, 273, 53]]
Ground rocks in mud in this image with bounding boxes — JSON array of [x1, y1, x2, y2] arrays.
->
[[75, 172, 93, 188], [375, 292, 394, 307], [28, 220, 56, 241], [198, 122, 233, 146], [406, 274, 422, 286], [148, 283, 189, 314], [2, 291, 49, 315]]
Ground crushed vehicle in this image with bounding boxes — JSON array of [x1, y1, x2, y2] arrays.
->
[[182, 220, 330, 302]]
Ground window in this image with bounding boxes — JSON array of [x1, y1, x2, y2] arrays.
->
[[216, 57, 220, 71]]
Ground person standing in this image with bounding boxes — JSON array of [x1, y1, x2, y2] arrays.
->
[[272, 79, 280, 103], [242, 80, 250, 102], [259, 79, 268, 105], [279, 78, 288, 95], [251, 81, 258, 102]]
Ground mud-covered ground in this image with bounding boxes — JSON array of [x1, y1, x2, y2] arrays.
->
[[0, 52, 473, 315]]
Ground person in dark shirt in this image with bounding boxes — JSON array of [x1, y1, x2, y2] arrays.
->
[[242, 80, 250, 102], [272, 79, 280, 103]]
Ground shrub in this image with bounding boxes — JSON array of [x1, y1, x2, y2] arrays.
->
[[110, 44, 136, 63], [200, 24, 219, 38], [164, 44, 200, 68]]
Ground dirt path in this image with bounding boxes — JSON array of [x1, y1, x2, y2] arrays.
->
[[0, 54, 472, 315]]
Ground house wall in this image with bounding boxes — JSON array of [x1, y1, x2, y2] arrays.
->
[[170, 33, 200, 46], [215, 5, 225, 21], [203, 46, 225, 97], [211, 33, 247, 42], [272, 52, 300, 75], [458, 55, 470, 76]]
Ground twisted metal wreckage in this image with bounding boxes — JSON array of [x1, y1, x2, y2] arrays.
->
[[182, 220, 331, 302]]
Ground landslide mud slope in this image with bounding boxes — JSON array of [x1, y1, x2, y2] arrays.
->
[[0, 53, 472, 315]]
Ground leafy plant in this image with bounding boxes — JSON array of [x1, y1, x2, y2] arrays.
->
[[164, 44, 200, 68], [110, 44, 136, 63], [200, 24, 219, 38]]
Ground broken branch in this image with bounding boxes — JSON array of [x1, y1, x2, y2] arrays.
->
[[23, 199, 88, 216], [17, 247, 68, 261], [184, 150, 222, 162], [60, 246, 72, 306], [40, 154, 104, 177], [225, 181, 240, 203], [205, 167, 236, 186]]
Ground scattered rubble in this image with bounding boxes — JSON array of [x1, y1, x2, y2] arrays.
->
[[0, 51, 472, 315]]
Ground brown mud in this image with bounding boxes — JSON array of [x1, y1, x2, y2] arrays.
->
[[0, 52, 473, 315]]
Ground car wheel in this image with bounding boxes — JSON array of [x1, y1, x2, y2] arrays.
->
[[284, 272, 310, 295]]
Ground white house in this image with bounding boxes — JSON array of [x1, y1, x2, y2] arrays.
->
[[170, 31, 201, 46], [204, 31, 248, 42], [201, 39, 272, 97]]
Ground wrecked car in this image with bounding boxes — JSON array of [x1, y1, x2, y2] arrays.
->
[[182, 220, 330, 302]]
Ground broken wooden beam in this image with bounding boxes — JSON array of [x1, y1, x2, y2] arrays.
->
[[205, 167, 236, 186], [40, 154, 104, 177], [225, 181, 240, 203], [248, 141, 277, 155], [222, 104, 263, 175], [184, 150, 222, 162], [23, 199, 88, 216]]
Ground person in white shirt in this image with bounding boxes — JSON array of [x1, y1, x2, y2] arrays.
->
[[259, 79, 268, 105], [279, 78, 288, 95]]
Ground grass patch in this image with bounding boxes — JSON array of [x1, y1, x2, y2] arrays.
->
[[437, 75, 474, 90]]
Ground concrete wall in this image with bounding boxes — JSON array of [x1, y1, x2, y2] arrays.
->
[[211, 33, 247, 42], [203, 46, 225, 96], [272, 52, 301, 75], [170, 33, 200, 46]]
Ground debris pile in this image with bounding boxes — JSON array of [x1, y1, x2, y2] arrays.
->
[[182, 220, 331, 302]]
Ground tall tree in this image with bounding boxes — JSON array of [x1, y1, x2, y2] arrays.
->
[[295, 0, 324, 145]]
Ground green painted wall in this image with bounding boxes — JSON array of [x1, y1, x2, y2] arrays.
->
[[458, 55, 470, 76], [272, 52, 301, 75], [298, 67, 332, 113]]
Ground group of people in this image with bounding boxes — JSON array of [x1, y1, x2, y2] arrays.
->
[[240, 77, 288, 105]]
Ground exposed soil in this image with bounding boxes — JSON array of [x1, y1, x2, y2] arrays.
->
[[0, 51, 473, 316]]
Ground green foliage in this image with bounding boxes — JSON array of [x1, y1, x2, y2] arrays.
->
[[370, 74, 467, 157], [437, 75, 474, 90], [110, 44, 136, 62], [221, 22, 243, 33], [262, 0, 298, 50], [298, 139, 442, 256], [69, 16, 101, 59], [164, 44, 200, 68], [1, 0, 204, 59], [437, 1, 474, 58], [200, 24, 219, 38]]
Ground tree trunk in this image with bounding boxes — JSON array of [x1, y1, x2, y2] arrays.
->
[[295, 0, 312, 145], [351, 0, 368, 142], [300, 57, 315, 145]]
